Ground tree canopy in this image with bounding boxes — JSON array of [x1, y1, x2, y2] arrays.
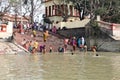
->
[[0, 0, 42, 23], [65, 0, 120, 23]]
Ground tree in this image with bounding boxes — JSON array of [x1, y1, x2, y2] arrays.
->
[[65, 0, 120, 23], [0, 0, 43, 23], [0, 0, 11, 20], [23, 0, 42, 23]]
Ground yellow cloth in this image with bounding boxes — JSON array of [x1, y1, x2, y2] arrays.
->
[[43, 32, 48, 40], [33, 30, 36, 35], [34, 41, 38, 49]]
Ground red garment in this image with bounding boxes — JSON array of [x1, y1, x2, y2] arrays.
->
[[18, 24, 23, 33]]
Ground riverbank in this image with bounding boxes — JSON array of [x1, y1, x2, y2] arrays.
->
[[0, 41, 28, 54]]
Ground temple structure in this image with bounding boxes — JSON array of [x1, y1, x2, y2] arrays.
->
[[42, 0, 90, 29], [42, 0, 79, 23]]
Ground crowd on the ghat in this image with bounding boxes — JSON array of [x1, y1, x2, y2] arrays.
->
[[13, 22, 97, 55]]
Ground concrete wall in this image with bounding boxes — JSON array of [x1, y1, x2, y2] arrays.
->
[[113, 24, 120, 37], [89, 20, 120, 52], [97, 21, 120, 37], [57, 27, 85, 38], [54, 19, 90, 29], [90, 39, 120, 52]]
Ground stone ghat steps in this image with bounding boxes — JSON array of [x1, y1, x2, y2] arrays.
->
[[0, 42, 27, 54], [14, 30, 73, 52]]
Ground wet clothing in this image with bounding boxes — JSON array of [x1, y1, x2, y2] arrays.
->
[[72, 39, 77, 51], [77, 38, 81, 47], [33, 41, 38, 49], [58, 47, 64, 52], [81, 37, 85, 45]]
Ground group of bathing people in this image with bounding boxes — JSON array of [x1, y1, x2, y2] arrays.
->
[[21, 30, 49, 54], [60, 36, 97, 55], [15, 22, 97, 54], [16, 23, 96, 53], [20, 28, 97, 54]]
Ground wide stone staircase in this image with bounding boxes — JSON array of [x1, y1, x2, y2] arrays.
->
[[14, 29, 73, 53]]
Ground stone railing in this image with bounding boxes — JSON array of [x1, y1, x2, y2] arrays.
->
[[97, 21, 120, 37]]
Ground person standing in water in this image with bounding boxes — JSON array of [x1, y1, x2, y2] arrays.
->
[[43, 45, 46, 54], [72, 37, 77, 54], [91, 45, 97, 56]]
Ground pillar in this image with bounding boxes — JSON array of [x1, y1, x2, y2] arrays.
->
[[67, 5, 70, 15], [97, 15, 100, 21]]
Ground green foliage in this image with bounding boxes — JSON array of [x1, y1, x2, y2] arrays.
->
[[110, 14, 120, 23], [65, 0, 120, 23], [91, 21, 98, 29], [90, 21, 100, 37], [95, 8, 107, 15]]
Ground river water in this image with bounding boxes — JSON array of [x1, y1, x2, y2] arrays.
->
[[0, 52, 120, 80]]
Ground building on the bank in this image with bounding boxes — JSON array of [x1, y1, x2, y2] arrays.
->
[[0, 22, 13, 39], [42, 0, 79, 22], [0, 13, 29, 23], [42, 0, 90, 29]]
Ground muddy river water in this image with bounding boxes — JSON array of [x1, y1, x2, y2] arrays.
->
[[0, 52, 120, 80]]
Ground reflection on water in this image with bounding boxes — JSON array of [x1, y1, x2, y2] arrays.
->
[[0, 52, 120, 80]]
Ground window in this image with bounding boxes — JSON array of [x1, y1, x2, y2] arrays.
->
[[49, 6, 51, 16]]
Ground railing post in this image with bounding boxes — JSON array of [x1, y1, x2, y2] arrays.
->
[[110, 23, 116, 36]]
